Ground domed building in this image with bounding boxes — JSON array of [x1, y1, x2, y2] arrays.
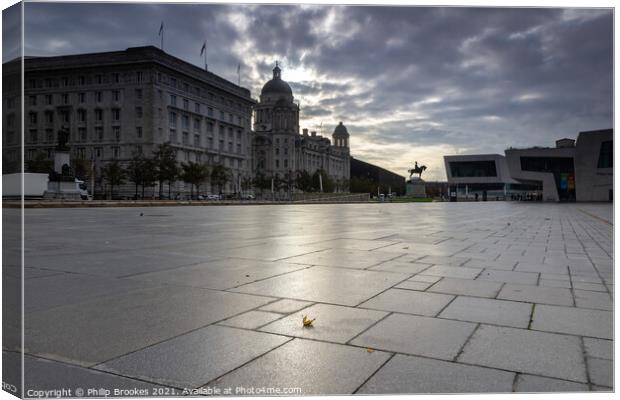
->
[[252, 64, 350, 191]]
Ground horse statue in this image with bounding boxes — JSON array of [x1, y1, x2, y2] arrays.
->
[[408, 161, 427, 179]]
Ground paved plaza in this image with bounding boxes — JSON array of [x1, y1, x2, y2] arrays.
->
[[3, 202, 614, 395]]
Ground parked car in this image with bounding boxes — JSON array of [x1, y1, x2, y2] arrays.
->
[[242, 194, 255, 200], [206, 194, 221, 200]]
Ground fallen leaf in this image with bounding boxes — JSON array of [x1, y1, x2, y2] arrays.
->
[[302, 315, 315, 327], [366, 348, 375, 353]]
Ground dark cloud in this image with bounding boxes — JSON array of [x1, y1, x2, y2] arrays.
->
[[13, 3, 613, 180]]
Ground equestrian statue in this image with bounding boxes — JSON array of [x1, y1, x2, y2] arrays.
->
[[408, 161, 427, 180]]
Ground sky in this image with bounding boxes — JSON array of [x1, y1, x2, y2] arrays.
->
[[6, 2, 613, 180]]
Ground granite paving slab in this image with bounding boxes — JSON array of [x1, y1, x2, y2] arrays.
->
[[572, 290, 613, 311], [531, 305, 612, 339], [428, 278, 503, 298], [368, 261, 431, 274], [259, 303, 387, 343], [24, 286, 275, 366], [514, 374, 589, 392], [210, 339, 391, 395], [421, 265, 482, 280], [476, 269, 539, 285], [586, 358, 613, 387], [497, 284, 573, 306], [218, 311, 284, 330], [126, 259, 306, 290], [357, 354, 515, 394], [350, 313, 477, 360], [438, 296, 533, 328], [359, 289, 454, 316], [458, 325, 587, 382], [97, 325, 290, 389], [231, 266, 409, 306], [284, 248, 403, 269], [258, 299, 313, 314], [583, 338, 613, 360]]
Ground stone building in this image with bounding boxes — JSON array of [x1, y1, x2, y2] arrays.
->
[[253, 65, 350, 191], [3, 47, 351, 197], [3, 46, 256, 197]]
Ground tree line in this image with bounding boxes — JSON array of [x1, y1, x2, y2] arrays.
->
[[25, 143, 349, 199]]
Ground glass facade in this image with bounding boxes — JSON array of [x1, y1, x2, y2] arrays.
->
[[449, 160, 497, 177], [597, 140, 613, 168]]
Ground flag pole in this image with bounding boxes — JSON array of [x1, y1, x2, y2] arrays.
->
[[204, 40, 207, 71]]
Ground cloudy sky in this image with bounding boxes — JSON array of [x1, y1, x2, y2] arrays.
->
[[7, 2, 613, 180]]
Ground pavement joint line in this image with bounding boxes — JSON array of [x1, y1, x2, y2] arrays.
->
[[526, 303, 536, 330], [344, 312, 394, 346], [452, 323, 480, 362], [11, 350, 181, 390], [225, 264, 314, 290], [576, 208, 613, 226], [351, 352, 397, 394], [351, 271, 416, 308], [200, 336, 295, 389], [579, 336, 594, 390], [252, 302, 317, 330], [511, 372, 521, 392], [88, 295, 284, 368], [433, 294, 458, 318]]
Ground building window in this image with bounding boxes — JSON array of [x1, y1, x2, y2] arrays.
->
[[29, 129, 37, 143], [135, 88, 143, 100], [136, 107, 143, 118], [597, 141, 613, 168], [135, 71, 143, 83], [182, 115, 189, 130], [275, 159, 280, 168], [95, 75, 103, 84], [195, 102, 200, 113], [194, 118, 200, 132], [194, 134, 200, 147], [183, 132, 189, 145], [113, 126, 121, 141], [219, 139, 224, 150], [284, 159, 288, 168], [29, 96, 37, 106], [62, 93, 69, 104], [112, 109, 120, 121], [169, 129, 177, 143], [96, 91, 103, 102], [95, 109, 103, 122], [78, 93, 85, 103], [183, 83, 189, 92], [113, 73, 120, 83], [46, 94, 53, 105], [136, 126, 143, 138], [78, 127, 87, 142], [236, 143, 241, 154], [78, 109, 86, 122], [112, 147, 120, 158], [95, 127, 103, 141], [29, 112, 37, 125], [228, 142, 233, 152], [95, 147, 103, 158], [77, 147, 85, 158], [170, 94, 177, 106], [208, 137, 213, 148], [183, 98, 189, 110], [45, 111, 54, 124], [46, 129, 54, 143], [170, 77, 177, 88], [208, 107, 214, 117], [112, 90, 120, 101], [207, 122, 214, 133], [220, 110, 225, 120], [169, 111, 177, 127]]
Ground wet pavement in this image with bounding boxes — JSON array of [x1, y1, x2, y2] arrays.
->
[[5, 202, 613, 394]]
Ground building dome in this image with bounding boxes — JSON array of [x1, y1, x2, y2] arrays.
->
[[333, 121, 349, 137], [261, 64, 292, 97]]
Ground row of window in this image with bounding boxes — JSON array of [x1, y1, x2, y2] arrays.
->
[[168, 94, 247, 127], [28, 109, 123, 125], [27, 72, 143, 89], [27, 89, 143, 107], [168, 129, 246, 154], [158, 72, 250, 114]]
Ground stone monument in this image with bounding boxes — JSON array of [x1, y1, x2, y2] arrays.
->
[[43, 127, 84, 200], [406, 161, 427, 197]]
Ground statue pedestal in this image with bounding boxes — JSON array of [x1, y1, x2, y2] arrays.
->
[[406, 177, 426, 197], [54, 151, 70, 174]]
